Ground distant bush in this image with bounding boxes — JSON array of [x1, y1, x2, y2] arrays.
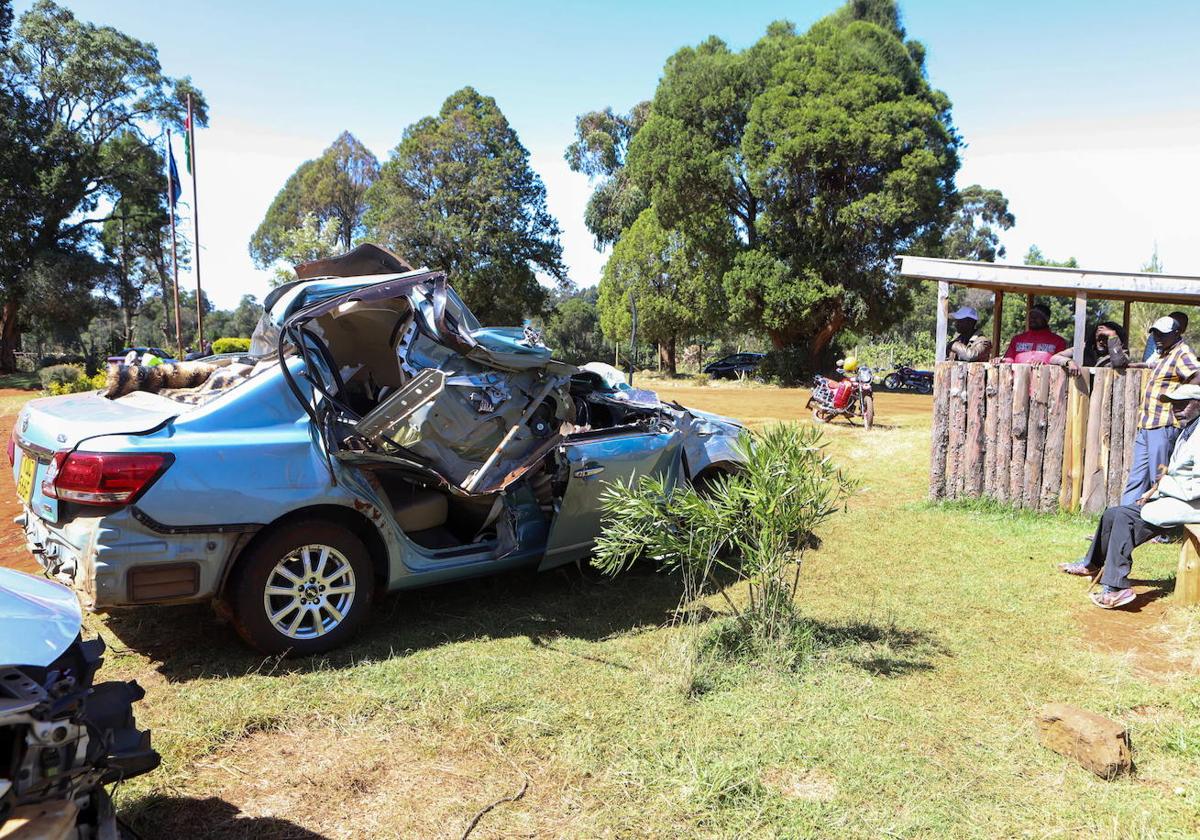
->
[[211, 337, 251, 354], [38, 354, 87, 369], [851, 333, 936, 375], [40, 365, 105, 395], [758, 347, 813, 387], [691, 373, 710, 387]]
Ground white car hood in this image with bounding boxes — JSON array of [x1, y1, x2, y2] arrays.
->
[[0, 567, 82, 668]]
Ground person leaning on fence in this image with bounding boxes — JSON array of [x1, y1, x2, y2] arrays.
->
[[1119, 316, 1200, 506], [1141, 310, 1189, 363], [1059, 384, 1200, 608], [945, 306, 992, 362], [1047, 321, 1131, 375], [996, 303, 1068, 364]]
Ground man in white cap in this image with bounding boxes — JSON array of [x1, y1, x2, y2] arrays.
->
[[1121, 315, 1200, 505], [1061, 383, 1200, 608], [946, 305, 992, 362]]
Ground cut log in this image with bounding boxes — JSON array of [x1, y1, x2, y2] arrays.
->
[[995, 364, 1013, 504], [1065, 372, 1090, 511], [1024, 367, 1051, 509], [929, 362, 952, 501], [947, 363, 968, 499], [1009, 365, 1031, 507], [1123, 368, 1142, 483], [1041, 368, 1069, 512], [965, 364, 987, 497], [1107, 371, 1127, 507], [1178, 525, 1200, 606], [1035, 703, 1132, 780], [984, 365, 999, 497]]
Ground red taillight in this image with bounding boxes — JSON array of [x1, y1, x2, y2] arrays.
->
[[6, 427, 14, 467], [42, 451, 170, 506]]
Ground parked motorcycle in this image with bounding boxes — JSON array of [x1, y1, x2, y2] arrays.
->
[[881, 363, 934, 394], [807, 358, 875, 430]]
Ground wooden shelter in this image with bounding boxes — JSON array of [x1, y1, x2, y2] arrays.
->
[[898, 256, 1200, 514]]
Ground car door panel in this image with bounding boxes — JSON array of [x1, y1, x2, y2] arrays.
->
[[539, 430, 682, 570]]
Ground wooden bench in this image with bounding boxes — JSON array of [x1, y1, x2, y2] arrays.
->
[[1178, 525, 1200, 605]]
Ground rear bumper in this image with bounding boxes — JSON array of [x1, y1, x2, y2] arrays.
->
[[18, 507, 248, 608]]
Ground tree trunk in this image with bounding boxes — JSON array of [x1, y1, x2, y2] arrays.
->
[[809, 310, 847, 368], [659, 336, 677, 377], [0, 298, 21, 373]]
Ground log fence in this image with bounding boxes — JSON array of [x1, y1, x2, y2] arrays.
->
[[929, 362, 1151, 513]]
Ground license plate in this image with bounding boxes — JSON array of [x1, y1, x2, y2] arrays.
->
[[16, 453, 36, 506]]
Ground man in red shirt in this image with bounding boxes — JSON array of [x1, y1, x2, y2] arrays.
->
[[999, 303, 1068, 364]]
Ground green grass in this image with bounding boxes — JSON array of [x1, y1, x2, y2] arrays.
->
[[0, 371, 41, 391], [70, 392, 1200, 837]]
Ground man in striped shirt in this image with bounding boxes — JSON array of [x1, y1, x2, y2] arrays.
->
[[1123, 316, 1200, 505]]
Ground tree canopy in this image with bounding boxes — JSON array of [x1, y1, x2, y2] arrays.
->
[[0, 0, 206, 368], [940, 185, 1015, 262], [625, 0, 960, 361], [364, 87, 567, 325], [565, 103, 650, 248], [249, 131, 378, 268]]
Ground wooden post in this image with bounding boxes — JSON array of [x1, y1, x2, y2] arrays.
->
[[929, 361, 951, 500], [1066, 372, 1090, 511], [965, 364, 987, 497], [1009, 365, 1031, 506], [936, 281, 950, 363], [1081, 368, 1109, 514], [992, 291, 1004, 359], [1041, 368, 1070, 512], [1106, 371, 1127, 507], [1177, 526, 1200, 606], [1122, 300, 1132, 338], [947, 363, 968, 498], [984, 365, 999, 497], [1073, 291, 1088, 366], [1123, 368, 1141, 483], [1026, 294, 1034, 330], [1025, 367, 1051, 509], [995, 364, 1013, 503]]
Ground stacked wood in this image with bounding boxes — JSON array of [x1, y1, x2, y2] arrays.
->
[[964, 364, 987, 496], [1041, 369, 1070, 512], [1009, 365, 1032, 507], [994, 364, 1013, 504], [1065, 374, 1091, 510], [983, 366, 999, 497], [1123, 369, 1141, 486], [929, 362, 951, 500], [1024, 368, 1051, 509], [1079, 368, 1109, 514], [1106, 371, 1127, 506], [947, 363, 968, 499]]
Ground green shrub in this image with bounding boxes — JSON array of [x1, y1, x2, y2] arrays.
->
[[593, 423, 856, 671], [39, 364, 83, 389], [850, 333, 936, 374], [211, 337, 251, 355], [44, 369, 106, 396], [691, 373, 710, 387]]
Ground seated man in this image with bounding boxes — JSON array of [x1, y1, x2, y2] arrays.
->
[[1047, 321, 1131, 375], [946, 305, 992, 361], [999, 303, 1068, 364], [1059, 384, 1200, 608]]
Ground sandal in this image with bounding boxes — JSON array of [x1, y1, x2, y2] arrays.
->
[[1090, 587, 1136, 609], [1058, 561, 1096, 577]]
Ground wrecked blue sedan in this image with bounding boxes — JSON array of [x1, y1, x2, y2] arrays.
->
[[11, 247, 745, 654]]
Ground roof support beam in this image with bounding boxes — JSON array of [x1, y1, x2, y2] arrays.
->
[[1073, 291, 1088, 366], [992, 291, 1004, 359], [935, 280, 949, 363]]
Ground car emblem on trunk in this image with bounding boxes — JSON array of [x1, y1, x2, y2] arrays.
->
[[20, 415, 27, 432]]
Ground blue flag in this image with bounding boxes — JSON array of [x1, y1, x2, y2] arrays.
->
[[167, 141, 181, 208]]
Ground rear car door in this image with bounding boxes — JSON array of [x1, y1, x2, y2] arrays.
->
[[539, 429, 683, 570]]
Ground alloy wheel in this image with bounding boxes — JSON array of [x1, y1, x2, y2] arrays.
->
[[261, 544, 357, 640]]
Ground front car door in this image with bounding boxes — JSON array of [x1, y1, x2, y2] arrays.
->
[[539, 429, 683, 570]]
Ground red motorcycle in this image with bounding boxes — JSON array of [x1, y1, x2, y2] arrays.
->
[[807, 361, 875, 430]]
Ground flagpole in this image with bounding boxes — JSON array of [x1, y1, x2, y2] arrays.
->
[[166, 128, 183, 360], [187, 94, 204, 350]]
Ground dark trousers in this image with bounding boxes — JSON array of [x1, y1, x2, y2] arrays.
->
[[1083, 504, 1163, 589], [1122, 426, 1180, 505]]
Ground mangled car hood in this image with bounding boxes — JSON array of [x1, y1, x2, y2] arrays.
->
[[0, 568, 82, 668]]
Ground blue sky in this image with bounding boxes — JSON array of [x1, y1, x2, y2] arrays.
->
[[19, 0, 1200, 308]]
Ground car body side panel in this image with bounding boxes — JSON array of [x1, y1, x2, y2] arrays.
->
[[539, 430, 683, 571]]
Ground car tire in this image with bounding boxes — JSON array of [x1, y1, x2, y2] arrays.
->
[[229, 521, 374, 656]]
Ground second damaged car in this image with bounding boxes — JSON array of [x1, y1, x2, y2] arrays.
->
[[12, 246, 745, 654]]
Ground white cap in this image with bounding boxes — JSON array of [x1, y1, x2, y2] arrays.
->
[[951, 306, 979, 321], [1150, 316, 1180, 334]]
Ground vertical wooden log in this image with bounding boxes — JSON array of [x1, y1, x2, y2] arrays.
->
[[1041, 368, 1069, 512], [1097, 369, 1115, 511], [1122, 300, 1132, 338], [929, 361, 951, 501], [995, 364, 1013, 504], [1072, 291, 1088, 366], [1107, 370, 1127, 507], [1009, 365, 1031, 506], [984, 365, 999, 497], [1066, 371, 1091, 511], [965, 364, 987, 498], [992, 291, 1004, 359], [1177, 526, 1200, 606], [935, 281, 949, 363], [1024, 366, 1051, 509], [1025, 295, 1034, 330], [1123, 368, 1143, 484], [1080, 367, 1108, 513], [947, 363, 968, 498]]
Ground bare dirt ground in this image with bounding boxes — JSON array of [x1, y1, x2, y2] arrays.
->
[[0, 395, 40, 574]]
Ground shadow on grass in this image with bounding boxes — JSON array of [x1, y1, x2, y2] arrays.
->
[[100, 563, 686, 683], [809, 617, 948, 677], [123, 795, 331, 839]]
